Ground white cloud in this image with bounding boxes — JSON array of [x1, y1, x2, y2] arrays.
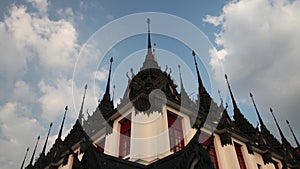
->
[[94, 67, 108, 81], [0, 102, 45, 169], [203, 15, 224, 26], [206, 0, 300, 142], [38, 77, 99, 122], [57, 7, 75, 22], [1, 3, 79, 75], [12, 80, 36, 104], [0, 1, 85, 169], [27, 0, 48, 13]]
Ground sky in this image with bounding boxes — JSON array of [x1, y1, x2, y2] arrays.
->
[[0, 0, 300, 168]]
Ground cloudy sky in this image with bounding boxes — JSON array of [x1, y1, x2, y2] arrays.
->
[[0, 0, 300, 168]]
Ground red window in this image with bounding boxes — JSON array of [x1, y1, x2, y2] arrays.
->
[[96, 138, 105, 153], [200, 133, 219, 169], [119, 119, 131, 158], [234, 143, 247, 169], [168, 111, 184, 152]]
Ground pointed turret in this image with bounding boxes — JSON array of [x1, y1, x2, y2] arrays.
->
[[20, 147, 29, 169], [270, 108, 291, 169], [192, 51, 211, 111], [41, 122, 52, 156], [105, 57, 113, 97], [224, 74, 238, 111], [192, 51, 204, 89], [286, 120, 300, 147], [270, 108, 288, 145], [99, 57, 115, 121], [58, 106, 68, 140], [224, 74, 256, 140], [78, 84, 87, 124], [29, 136, 40, 166], [192, 50, 214, 129], [141, 18, 159, 70], [249, 93, 268, 132]]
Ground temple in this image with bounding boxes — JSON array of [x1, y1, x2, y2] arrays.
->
[[22, 19, 300, 169]]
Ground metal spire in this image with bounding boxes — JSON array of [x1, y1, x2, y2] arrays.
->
[[78, 84, 87, 123], [192, 50, 204, 87], [41, 122, 52, 156], [29, 136, 40, 166], [20, 147, 29, 169], [58, 106, 68, 139], [141, 18, 159, 70], [147, 18, 152, 51], [225, 74, 238, 110], [286, 120, 300, 147], [104, 57, 113, 98], [270, 108, 287, 144], [249, 93, 266, 131]]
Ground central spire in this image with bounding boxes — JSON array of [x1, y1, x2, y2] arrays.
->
[[147, 18, 152, 51], [141, 18, 159, 70]]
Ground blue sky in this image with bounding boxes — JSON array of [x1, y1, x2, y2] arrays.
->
[[1, 0, 300, 169]]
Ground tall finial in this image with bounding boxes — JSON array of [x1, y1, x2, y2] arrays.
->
[[41, 122, 52, 156], [78, 84, 88, 123], [249, 93, 266, 131], [147, 18, 152, 50], [104, 57, 113, 98], [20, 147, 29, 169], [225, 74, 238, 110], [192, 50, 204, 87], [29, 136, 40, 166], [58, 106, 68, 139], [286, 120, 300, 147], [270, 108, 287, 144]]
